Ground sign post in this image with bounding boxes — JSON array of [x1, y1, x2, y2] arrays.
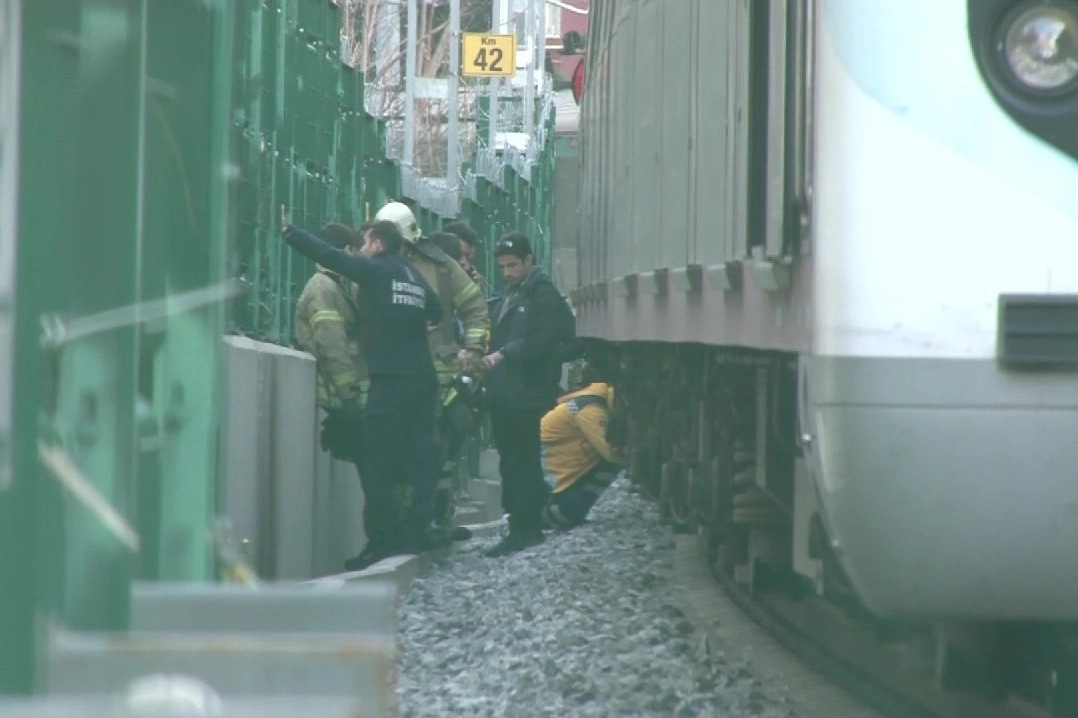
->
[[461, 33, 517, 78]]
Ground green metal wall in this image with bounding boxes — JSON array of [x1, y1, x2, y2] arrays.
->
[[228, 0, 398, 343], [1, 0, 555, 695], [2, 0, 235, 693]]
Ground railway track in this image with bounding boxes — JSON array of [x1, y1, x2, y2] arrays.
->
[[681, 525, 1053, 718]]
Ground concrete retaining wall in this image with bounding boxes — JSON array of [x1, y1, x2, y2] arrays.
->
[[219, 336, 366, 581]]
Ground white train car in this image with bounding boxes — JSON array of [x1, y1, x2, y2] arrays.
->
[[573, 0, 1078, 709]]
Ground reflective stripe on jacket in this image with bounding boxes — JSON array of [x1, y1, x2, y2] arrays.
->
[[294, 269, 368, 409], [540, 383, 621, 493]]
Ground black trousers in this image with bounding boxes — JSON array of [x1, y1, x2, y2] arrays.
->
[[360, 373, 439, 548], [432, 395, 479, 525], [432, 419, 462, 526], [489, 405, 551, 533], [542, 461, 620, 530]]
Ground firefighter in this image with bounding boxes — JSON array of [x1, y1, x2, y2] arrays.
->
[[292, 222, 374, 568], [294, 222, 367, 439], [282, 211, 444, 570], [442, 220, 484, 287], [374, 202, 491, 543]]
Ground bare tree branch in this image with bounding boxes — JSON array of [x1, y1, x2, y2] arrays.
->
[[339, 0, 495, 176]]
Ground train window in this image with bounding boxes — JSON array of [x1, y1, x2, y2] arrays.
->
[[753, 0, 815, 261], [787, 0, 815, 258], [746, 0, 769, 255]]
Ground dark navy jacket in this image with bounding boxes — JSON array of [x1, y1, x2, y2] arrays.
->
[[284, 226, 442, 378], [485, 267, 575, 410]]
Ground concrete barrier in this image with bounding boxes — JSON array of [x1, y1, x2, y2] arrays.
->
[[219, 336, 366, 581], [45, 629, 394, 716], [0, 696, 370, 718], [46, 580, 400, 714], [267, 343, 318, 580], [219, 336, 505, 588], [130, 581, 397, 636], [219, 336, 275, 576]]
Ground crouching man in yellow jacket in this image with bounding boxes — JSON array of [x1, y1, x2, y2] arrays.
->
[[539, 376, 626, 530]]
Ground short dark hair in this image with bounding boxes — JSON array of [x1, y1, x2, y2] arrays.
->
[[366, 220, 405, 255], [493, 231, 532, 260], [429, 232, 463, 262], [443, 221, 480, 248], [319, 222, 357, 250]]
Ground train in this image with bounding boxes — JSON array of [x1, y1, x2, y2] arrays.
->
[[568, 0, 1078, 712]]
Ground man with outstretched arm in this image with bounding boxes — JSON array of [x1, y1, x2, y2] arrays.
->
[[282, 210, 444, 570]]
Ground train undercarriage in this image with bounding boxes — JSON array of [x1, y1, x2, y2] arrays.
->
[[614, 340, 1078, 717]]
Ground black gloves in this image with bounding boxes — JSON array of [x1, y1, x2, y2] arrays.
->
[[320, 399, 363, 463]]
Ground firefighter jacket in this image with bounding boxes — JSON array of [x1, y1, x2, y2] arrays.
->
[[287, 226, 442, 378], [294, 268, 368, 409], [540, 382, 623, 494], [403, 238, 490, 396]]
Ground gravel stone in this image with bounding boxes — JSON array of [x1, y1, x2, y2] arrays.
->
[[397, 475, 793, 718]]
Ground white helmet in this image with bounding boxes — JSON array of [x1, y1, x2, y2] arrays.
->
[[374, 201, 421, 243]]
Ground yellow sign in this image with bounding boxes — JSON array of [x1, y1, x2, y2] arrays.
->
[[461, 33, 516, 78]]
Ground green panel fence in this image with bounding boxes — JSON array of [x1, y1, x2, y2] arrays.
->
[[2, 0, 235, 693], [1, 0, 555, 694]]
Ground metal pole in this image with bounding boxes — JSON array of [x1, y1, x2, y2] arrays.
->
[[487, 0, 501, 151], [447, 0, 460, 186], [524, 0, 535, 144], [404, 0, 417, 166], [537, 0, 547, 161], [374, 0, 401, 88], [0, 0, 18, 491]]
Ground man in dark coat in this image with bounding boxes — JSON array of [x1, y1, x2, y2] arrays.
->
[[481, 232, 576, 557]]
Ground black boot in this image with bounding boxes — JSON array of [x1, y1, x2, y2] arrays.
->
[[421, 522, 452, 550], [344, 542, 393, 572], [344, 531, 421, 571], [450, 526, 473, 542], [483, 525, 544, 558]]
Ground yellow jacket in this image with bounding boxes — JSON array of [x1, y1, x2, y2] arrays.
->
[[403, 240, 490, 397], [294, 268, 369, 409], [540, 383, 621, 494]]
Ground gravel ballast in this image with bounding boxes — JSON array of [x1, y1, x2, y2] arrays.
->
[[396, 475, 793, 718]]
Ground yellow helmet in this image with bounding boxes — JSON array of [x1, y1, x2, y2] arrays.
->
[[374, 201, 421, 243]]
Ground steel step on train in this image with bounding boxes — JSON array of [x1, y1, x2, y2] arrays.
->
[[567, 0, 1078, 714]]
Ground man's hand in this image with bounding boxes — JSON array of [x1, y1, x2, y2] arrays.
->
[[481, 350, 504, 370], [458, 348, 481, 372], [427, 321, 439, 334], [280, 204, 290, 234]]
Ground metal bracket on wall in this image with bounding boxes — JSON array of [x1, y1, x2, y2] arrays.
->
[[611, 273, 638, 299], [638, 268, 669, 297], [749, 249, 793, 293], [706, 262, 743, 292], [671, 264, 703, 294], [38, 441, 140, 552]]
